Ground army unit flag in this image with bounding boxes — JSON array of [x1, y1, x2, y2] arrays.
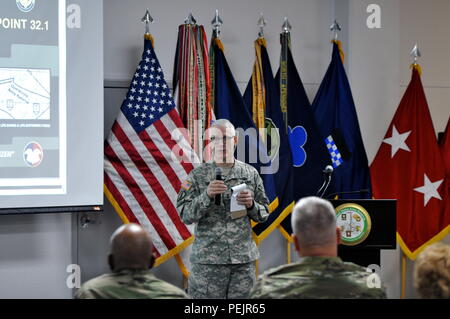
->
[[371, 66, 449, 259], [104, 35, 198, 274], [209, 35, 279, 216], [275, 32, 334, 237], [313, 41, 372, 199], [243, 37, 295, 241]]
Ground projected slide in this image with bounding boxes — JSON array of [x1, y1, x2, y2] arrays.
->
[[0, 0, 66, 195]]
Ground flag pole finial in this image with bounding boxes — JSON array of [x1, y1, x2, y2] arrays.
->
[[184, 12, 197, 25], [410, 43, 421, 65], [211, 9, 223, 37], [141, 9, 154, 35], [330, 19, 341, 40], [258, 13, 266, 38], [282, 17, 291, 33]]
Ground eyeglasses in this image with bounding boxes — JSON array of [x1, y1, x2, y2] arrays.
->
[[210, 136, 235, 144]]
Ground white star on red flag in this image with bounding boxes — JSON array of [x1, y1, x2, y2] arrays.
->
[[414, 174, 443, 206], [383, 125, 411, 158]]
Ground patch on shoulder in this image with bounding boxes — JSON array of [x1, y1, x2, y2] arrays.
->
[[181, 179, 192, 191]]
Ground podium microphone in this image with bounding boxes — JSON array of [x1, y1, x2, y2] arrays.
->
[[316, 165, 334, 198], [323, 165, 334, 175], [215, 167, 223, 205]]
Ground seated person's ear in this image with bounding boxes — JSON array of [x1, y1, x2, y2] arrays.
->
[[108, 254, 115, 271], [336, 227, 342, 245], [149, 252, 157, 269], [292, 234, 301, 254]]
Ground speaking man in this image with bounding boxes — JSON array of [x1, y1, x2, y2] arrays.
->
[[177, 119, 269, 299]]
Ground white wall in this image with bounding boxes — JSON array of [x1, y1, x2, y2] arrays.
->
[[346, 0, 402, 299], [399, 0, 450, 133], [103, 0, 334, 96], [0, 213, 73, 298]]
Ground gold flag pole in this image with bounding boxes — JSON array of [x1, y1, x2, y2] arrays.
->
[[279, 17, 292, 267], [287, 240, 291, 264], [401, 252, 407, 298]]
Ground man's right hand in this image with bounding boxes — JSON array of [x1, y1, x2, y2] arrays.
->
[[206, 180, 227, 198]]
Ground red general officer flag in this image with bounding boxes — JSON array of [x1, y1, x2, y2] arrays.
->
[[371, 66, 448, 260]]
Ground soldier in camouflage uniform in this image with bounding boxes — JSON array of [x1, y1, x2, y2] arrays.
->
[[75, 224, 188, 299], [250, 197, 387, 299], [177, 119, 269, 299]]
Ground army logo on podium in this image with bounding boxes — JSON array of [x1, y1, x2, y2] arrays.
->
[[335, 203, 372, 246]]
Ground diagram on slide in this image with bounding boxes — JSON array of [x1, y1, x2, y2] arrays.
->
[[0, 68, 50, 120]]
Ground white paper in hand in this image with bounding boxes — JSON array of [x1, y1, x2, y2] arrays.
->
[[230, 183, 248, 219]]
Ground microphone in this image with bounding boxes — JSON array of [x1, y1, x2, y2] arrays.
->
[[215, 167, 222, 205], [316, 165, 334, 198], [326, 189, 370, 200], [323, 165, 334, 175]]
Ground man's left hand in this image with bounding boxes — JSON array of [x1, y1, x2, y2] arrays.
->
[[236, 190, 254, 209]]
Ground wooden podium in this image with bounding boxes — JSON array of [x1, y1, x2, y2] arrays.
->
[[329, 199, 397, 267]]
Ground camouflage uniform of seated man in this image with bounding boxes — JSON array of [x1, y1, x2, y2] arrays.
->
[[250, 197, 387, 299], [75, 224, 188, 299], [177, 119, 269, 299]]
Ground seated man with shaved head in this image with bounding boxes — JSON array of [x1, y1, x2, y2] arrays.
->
[[75, 224, 188, 299], [250, 197, 387, 299]]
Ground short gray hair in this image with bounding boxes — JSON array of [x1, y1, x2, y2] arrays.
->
[[210, 119, 236, 136], [291, 197, 337, 247]]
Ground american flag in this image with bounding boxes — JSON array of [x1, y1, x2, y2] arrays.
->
[[104, 37, 198, 269]]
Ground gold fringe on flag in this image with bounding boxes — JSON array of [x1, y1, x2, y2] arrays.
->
[[410, 63, 422, 76], [251, 38, 267, 136], [331, 39, 345, 63], [144, 33, 154, 47]]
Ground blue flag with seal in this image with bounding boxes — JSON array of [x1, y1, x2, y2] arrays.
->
[[312, 41, 372, 199], [274, 33, 334, 237], [243, 38, 294, 242], [209, 36, 279, 219]]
